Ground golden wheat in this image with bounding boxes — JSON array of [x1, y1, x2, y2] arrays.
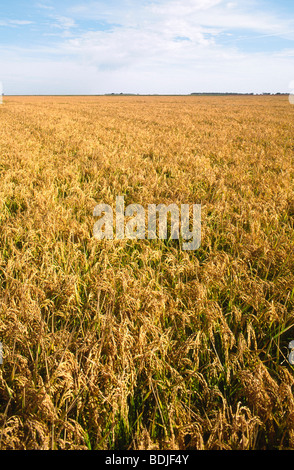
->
[[0, 95, 293, 449]]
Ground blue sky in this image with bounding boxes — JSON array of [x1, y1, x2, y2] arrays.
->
[[0, 0, 294, 94]]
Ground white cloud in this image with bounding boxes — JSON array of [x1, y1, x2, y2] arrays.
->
[[54, 0, 294, 74], [0, 19, 34, 27], [1, 0, 294, 94], [226, 2, 237, 8], [51, 16, 76, 30], [35, 2, 54, 10]]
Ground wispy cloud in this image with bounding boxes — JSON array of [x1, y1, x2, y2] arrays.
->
[[50, 15, 76, 30], [1, 0, 294, 94], [57, 0, 294, 71], [35, 2, 54, 10], [0, 19, 34, 27]]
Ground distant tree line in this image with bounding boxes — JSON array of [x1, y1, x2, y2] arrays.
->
[[190, 92, 288, 96]]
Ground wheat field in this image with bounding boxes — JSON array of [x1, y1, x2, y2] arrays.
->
[[0, 95, 294, 450]]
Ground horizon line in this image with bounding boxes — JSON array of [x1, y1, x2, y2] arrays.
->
[[2, 92, 290, 97]]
